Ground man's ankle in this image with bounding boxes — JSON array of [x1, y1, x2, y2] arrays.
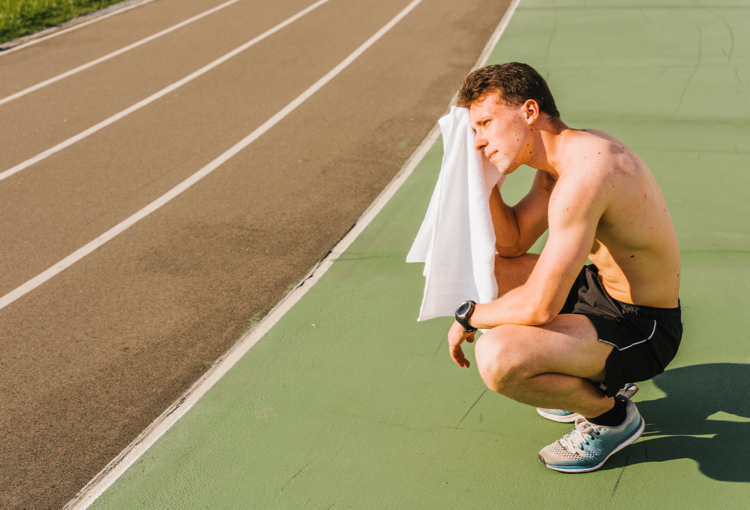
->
[[587, 396, 627, 427]]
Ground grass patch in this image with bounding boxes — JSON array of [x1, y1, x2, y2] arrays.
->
[[239, 312, 263, 338], [0, 0, 126, 43]]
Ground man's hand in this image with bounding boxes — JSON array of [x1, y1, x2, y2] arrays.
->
[[448, 320, 476, 368]]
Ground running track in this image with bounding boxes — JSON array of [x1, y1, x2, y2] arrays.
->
[[0, 0, 510, 507]]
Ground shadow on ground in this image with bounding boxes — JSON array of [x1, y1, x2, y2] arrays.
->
[[602, 363, 750, 483]]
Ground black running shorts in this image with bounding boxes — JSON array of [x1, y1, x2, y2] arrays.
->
[[559, 264, 683, 397]]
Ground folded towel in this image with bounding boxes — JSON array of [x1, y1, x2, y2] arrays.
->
[[406, 106, 505, 321]]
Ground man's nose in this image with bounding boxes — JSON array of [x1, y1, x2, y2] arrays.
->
[[474, 135, 487, 152]]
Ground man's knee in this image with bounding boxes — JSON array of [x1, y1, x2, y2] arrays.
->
[[475, 326, 530, 394]]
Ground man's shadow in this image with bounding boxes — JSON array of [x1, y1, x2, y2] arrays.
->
[[603, 363, 750, 483]]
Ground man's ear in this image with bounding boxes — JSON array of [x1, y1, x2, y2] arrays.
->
[[523, 99, 540, 125]]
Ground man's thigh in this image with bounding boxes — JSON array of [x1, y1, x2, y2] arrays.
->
[[494, 253, 539, 297], [477, 314, 613, 382]]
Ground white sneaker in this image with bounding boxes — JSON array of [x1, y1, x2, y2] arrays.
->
[[538, 397, 645, 473]]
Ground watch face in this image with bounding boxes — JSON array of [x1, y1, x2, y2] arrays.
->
[[456, 302, 470, 316]]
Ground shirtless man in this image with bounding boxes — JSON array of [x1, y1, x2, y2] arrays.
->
[[448, 63, 682, 472]]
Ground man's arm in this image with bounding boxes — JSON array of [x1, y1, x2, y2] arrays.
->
[[476, 171, 607, 328], [448, 169, 609, 368], [491, 170, 555, 258]]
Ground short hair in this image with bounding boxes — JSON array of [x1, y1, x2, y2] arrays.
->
[[457, 63, 560, 119]]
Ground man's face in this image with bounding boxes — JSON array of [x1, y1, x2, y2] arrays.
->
[[469, 93, 530, 175]]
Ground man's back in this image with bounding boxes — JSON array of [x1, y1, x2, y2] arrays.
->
[[550, 128, 681, 308]]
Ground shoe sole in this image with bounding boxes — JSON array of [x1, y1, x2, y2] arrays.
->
[[536, 384, 639, 424], [536, 408, 580, 423], [538, 416, 646, 473]]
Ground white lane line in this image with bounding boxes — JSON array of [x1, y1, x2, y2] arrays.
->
[[0, 0, 330, 184], [0, 0, 424, 314], [62, 2, 516, 508], [0, 0, 243, 106], [0, 0, 155, 56]]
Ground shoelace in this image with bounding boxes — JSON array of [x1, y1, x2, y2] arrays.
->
[[560, 417, 601, 454]]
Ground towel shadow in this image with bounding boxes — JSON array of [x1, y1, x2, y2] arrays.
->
[[601, 363, 750, 483]]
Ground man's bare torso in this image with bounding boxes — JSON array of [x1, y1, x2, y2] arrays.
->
[[548, 129, 680, 308]]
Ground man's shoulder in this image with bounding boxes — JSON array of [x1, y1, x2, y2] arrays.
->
[[563, 128, 622, 160], [548, 133, 622, 215], [557, 130, 633, 186]]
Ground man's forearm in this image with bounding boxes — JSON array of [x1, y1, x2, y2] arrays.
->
[[489, 187, 522, 254], [469, 285, 556, 329]]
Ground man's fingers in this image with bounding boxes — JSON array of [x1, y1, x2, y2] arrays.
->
[[450, 346, 472, 368], [451, 345, 465, 367], [450, 345, 463, 366], [448, 321, 474, 368], [465, 332, 476, 343]]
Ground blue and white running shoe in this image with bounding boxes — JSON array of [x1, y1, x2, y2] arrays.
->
[[537, 397, 645, 473], [536, 407, 579, 422], [536, 383, 639, 423]]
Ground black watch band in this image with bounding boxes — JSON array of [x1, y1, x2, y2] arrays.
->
[[455, 300, 477, 334]]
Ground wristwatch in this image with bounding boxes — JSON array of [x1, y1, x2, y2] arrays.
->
[[455, 300, 477, 334]]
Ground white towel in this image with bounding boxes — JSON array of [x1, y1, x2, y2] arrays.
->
[[406, 106, 506, 321]]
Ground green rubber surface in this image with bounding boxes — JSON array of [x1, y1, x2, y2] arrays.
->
[[92, 0, 750, 507]]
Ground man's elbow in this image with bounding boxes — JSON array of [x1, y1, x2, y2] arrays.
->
[[524, 299, 558, 326], [529, 308, 557, 326]]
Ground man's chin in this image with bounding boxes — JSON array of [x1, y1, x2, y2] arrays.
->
[[493, 163, 514, 175], [485, 155, 515, 175]]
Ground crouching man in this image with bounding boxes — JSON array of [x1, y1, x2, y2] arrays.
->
[[449, 63, 682, 472]]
